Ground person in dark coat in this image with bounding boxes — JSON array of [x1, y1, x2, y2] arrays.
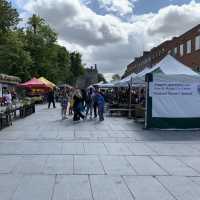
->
[[73, 95, 85, 121], [92, 90, 98, 118], [47, 89, 56, 109]]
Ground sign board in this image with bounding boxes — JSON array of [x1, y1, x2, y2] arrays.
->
[[150, 81, 200, 118]]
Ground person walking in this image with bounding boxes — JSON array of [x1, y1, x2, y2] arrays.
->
[[60, 87, 69, 120], [85, 88, 93, 119], [68, 88, 74, 115], [92, 90, 98, 118], [96, 90, 105, 121], [73, 90, 85, 121], [47, 88, 56, 109]]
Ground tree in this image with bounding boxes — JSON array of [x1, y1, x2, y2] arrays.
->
[[0, 30, 32, 81], [69, 52, 85, 84], [0, 5, 85, 85], [0, 0, 20, 33], [25, 15, 57, 78], [112, 74, 120, 81], [27, 14, 44, 34], [98, 73, 107, 83]]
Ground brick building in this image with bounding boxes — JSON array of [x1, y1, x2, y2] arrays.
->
[[123, 24, 200, 77]]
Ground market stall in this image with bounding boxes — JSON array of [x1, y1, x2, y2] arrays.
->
[[0, 74, 21, 104], [18, 77, 52, 103], [126, 55, 200, 128], [38, 77, 56, 90], [145, 74, 200, 129]]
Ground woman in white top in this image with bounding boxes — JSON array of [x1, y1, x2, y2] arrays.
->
[[4, 90, 12, 108]]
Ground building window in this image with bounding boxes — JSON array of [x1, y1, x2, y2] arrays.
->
[[174, 47, 177, 55], [180, 44, 184, 56], [195, 35, 200, 50], [187, 40, 191, 54], [196, 66, 200, 72]]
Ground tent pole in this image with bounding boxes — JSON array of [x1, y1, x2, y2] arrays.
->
[[128, 77, 132, 119]]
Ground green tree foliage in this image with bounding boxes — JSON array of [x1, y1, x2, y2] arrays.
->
[[0, 0, 19, 34], [112, 74, 120, 81], [0, 29, 32, 81], [0, 1, 86, 85], [70, 52, 85, 84], [98, 73, 107, 83]]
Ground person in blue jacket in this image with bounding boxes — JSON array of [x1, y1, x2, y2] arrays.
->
[[95, 90, 105, 121]]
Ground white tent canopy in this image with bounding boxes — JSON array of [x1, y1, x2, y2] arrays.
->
[[93, 81, 118, 88], [128, 55, 199, 86], [114, 55, 199, 87], [115, 72, 136, 87], [146, 55, 198, 76]]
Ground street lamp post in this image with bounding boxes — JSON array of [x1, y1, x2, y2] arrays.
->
[[128, 77, 133, 119]]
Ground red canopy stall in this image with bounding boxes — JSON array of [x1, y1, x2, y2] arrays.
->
[[18, 78, 51, 96]]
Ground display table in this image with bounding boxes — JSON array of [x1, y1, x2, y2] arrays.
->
[[0, 103, 35, 130]]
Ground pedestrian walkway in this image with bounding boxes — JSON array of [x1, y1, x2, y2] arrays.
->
[[1, 104, 200, 200]]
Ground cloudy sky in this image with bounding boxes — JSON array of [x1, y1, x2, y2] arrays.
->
[[11, 0, 200, 80]]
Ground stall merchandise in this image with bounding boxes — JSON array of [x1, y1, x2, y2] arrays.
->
[[0, 74, 21, 103]]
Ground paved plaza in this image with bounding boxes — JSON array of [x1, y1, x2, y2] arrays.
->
[[1, 105, 200, 199]]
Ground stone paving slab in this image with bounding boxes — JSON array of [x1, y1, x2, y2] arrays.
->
[[12, 175, 54, 200], [104, 143, 132, 155], [90, 175, 134, 200], [84, 143, 108, 155], [74, 155, 105, 175], [146, 143, 200, 156], [0, 175, 22, 200], [1, 105, 200, 199], [157, 176, 200, 200], [100, 156, 136, 175], [126, 156, 167, 175], [62, 142, 85, 154], [14, 156, 47, 175], [152, 156, 199, 176], [177, 156, 200, 174], [124, 176, 175, 200], [126, 143, 158, 155], [53, 175, 93, 200], [44, 155, 73, 174], [0, 156, 21, 174]]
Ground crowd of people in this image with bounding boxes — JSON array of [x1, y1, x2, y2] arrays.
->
[[47, 87, 105, 122], [105, 87, 146, 106]]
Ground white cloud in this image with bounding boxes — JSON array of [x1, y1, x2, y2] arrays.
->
[[147, 1, 200, 37], [25, 0, 127, 46], [21, 0, 200, 79], [97, 0, 136, 16]]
